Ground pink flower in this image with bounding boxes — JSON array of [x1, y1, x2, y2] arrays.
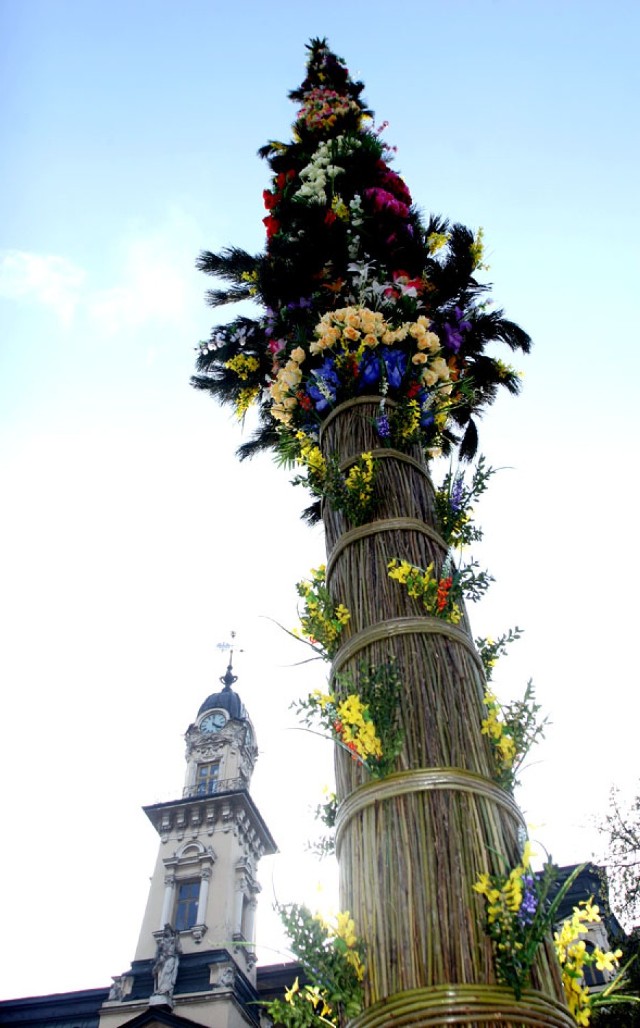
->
[[364, 187, 409, 219]]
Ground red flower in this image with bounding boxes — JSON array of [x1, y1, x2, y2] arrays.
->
[[263, 215, 281, 239], [436, 576, 453, 613], [263, 189, 278, 211], [407, 381, 421, 399]]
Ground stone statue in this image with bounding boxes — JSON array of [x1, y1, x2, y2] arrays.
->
[[152, 924, 181, 1000]]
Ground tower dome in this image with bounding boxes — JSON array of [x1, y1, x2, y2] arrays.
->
[[197, 660, 247, 721]]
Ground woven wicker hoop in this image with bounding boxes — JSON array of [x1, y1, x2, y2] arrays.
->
[[332, 615, 485, 677], [326, 518, 449, 585], [319, 395, 397, 443], [347, 983, 576, 1028], [335, 768, 526, 855], [337, 446, 435, 479]]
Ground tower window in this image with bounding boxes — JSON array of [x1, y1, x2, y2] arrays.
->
[[196, 762, 220, 795], [174, 880, 199, 931]]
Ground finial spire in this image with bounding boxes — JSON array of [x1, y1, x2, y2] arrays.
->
[[216, 630, 241, 691]]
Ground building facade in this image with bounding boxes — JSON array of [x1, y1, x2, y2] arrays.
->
[[0, 662, 294, 1028]]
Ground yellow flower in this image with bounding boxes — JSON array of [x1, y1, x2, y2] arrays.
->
[[224, 354, 259, 380], [312, 689, 334, 710], [335, 603, 351, 625], [284, 977, 300, 1003], [338, 694, 367, 725], [593, 946, 622, 972], [427, 231, 449, 253], [335, 910, 358, 948], [234, 386, 259, 419]]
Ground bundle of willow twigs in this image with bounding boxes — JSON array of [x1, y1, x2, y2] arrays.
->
[[320, 399, 570, 1027]]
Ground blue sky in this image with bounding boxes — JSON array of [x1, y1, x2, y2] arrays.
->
[[1, 0, 639, 999]]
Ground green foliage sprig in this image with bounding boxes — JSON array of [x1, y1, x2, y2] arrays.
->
[[475, 626, 524, 682], [294, 566, 350, 660], [349, 659, 404, 778], [293, 660, 402, 778], [285, 432, 376, 526], [474, 850, 585, 1001], [435, 454, 497, 548], [261, 903, 364, 1027], [481, 680, 549, 791], [308, 790, 338, 858]]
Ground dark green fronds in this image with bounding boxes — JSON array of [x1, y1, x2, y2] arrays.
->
[[194, 38, 532, 510]]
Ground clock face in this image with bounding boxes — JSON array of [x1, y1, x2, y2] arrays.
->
[[200, 711, 226, 733]]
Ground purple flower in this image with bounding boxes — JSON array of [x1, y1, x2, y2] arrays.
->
[[286, 296, 313, 312], [376, 414, 391, 438], [450, 475, 464, 513], [518, 875, 538, 926], [442, 306, 472, 354]]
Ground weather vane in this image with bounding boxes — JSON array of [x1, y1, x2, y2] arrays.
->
[[216, 630, 243, 689]]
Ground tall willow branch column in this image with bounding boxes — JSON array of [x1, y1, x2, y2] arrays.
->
[[321, 399, 572, 1028]]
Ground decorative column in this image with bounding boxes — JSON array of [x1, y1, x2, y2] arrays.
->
[[197, 867, 211, 922], [160, 874, 176, 930]]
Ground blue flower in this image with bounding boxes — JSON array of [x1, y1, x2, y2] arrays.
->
[[358, 352, 382, 387], [382, 348, 407, 390], [417, 388, 435, 428], [307, 357, 339, 412]]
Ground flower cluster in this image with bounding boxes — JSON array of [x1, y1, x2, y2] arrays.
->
[[474, 856, 621, 1011], [261, 903, 364, 1027], [195, 39, 532, 475], [294, 661, 403, 779], [473, 843, 538, 997], [294, 566, 350, 660], [332, 451, 375, 525], [387, 558, 462, 623], [554, 901, 623, 1026], [268, 305, 453, 439], [435, 455, 496, 549], [482, 690, 517, 771], [481, 681, 549, 791], [294, 136, 346, 205], [293, 440, 377, 527], [297, 689, 383, 766], [297, 86, 364, 134]]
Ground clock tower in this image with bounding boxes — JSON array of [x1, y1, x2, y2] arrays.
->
[[99, 656, 277, 1028]]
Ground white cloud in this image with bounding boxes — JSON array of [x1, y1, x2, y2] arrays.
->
[[0, 214, 204, 337], [87, 232, 194, 335], [0, 250, 86, 324]]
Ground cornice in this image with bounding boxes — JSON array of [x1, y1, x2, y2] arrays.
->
[[143, 789, 277, 857]]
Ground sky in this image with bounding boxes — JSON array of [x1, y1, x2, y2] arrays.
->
[[1, 0, 639, 1002]]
